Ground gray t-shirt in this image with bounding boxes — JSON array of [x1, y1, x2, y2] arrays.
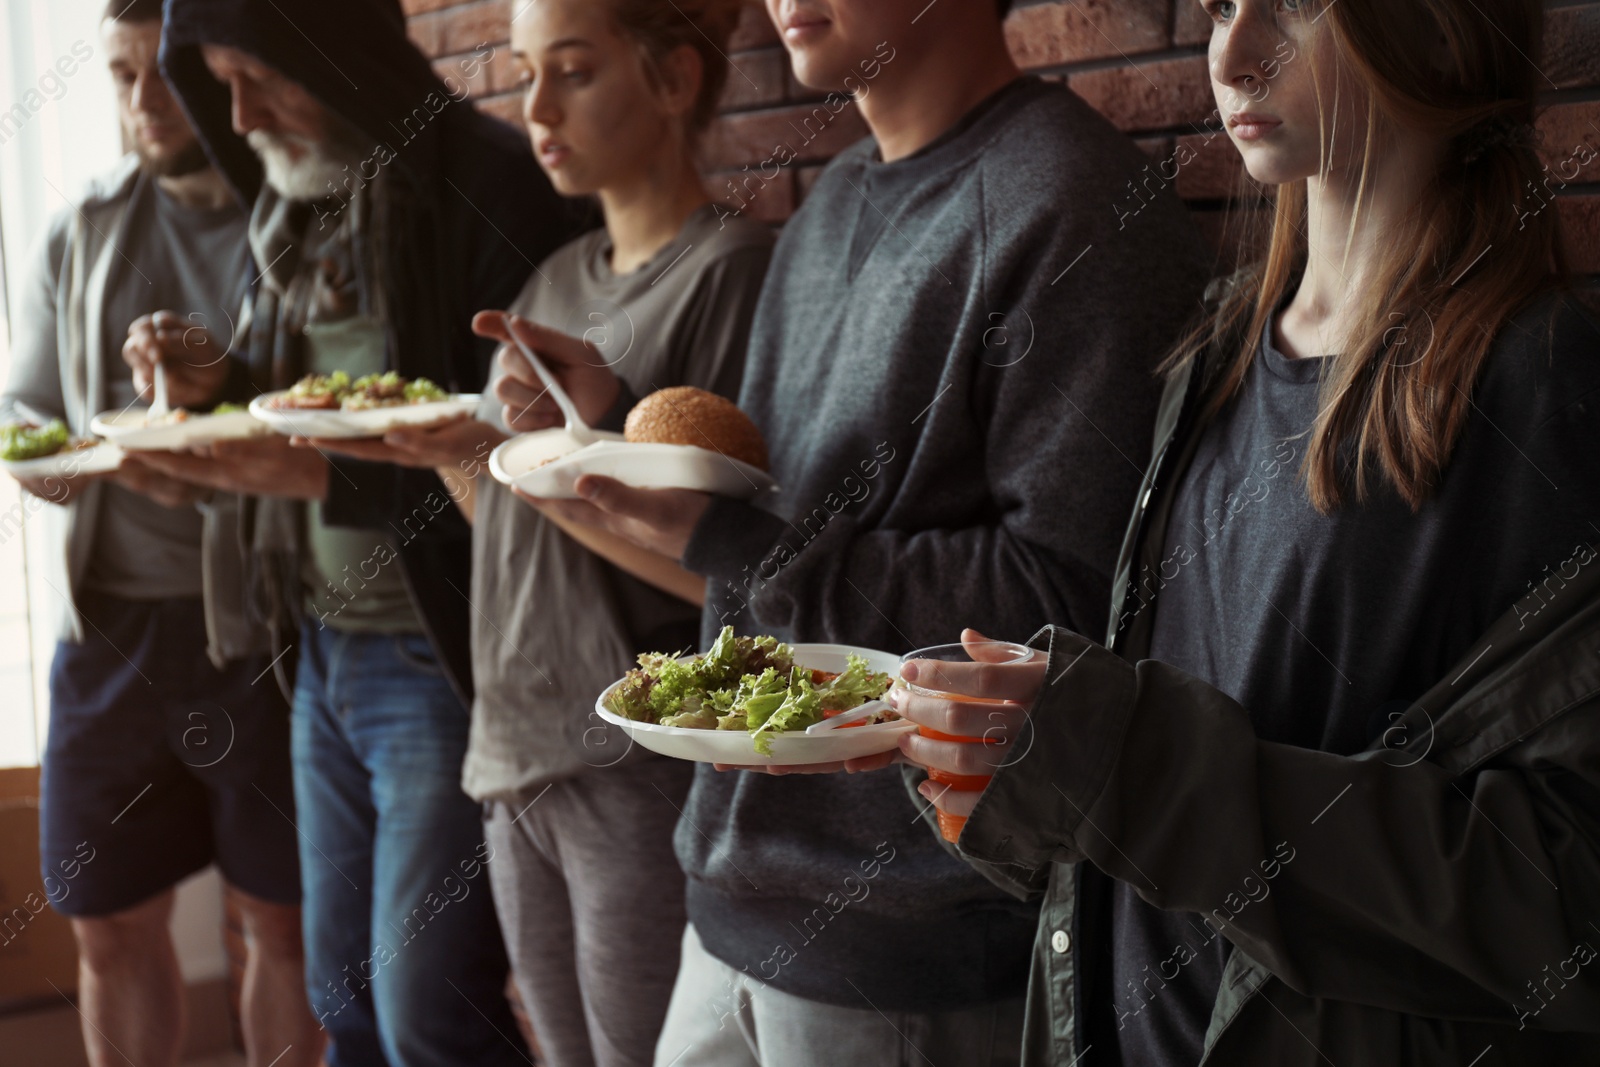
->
[[1113, 295, 1600, 1067], [461, 203, 774, 801], [300, 313, 421, 634], [275, 187, 424, 634], [83, 175, 252, 600]]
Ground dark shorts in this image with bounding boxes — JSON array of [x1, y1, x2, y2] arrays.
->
[[40, 591, 301, 917]]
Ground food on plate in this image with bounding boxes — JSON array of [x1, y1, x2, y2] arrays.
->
[[343, 371, 448, 410], [266, 371, 449, 411], [141, 403, 245, 425], [624, 386, 768, 471], [1, 419, 72, 461], [605, 626, 893, 755], [269, 371, 351, 409]]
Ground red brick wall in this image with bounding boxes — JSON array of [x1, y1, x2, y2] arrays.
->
[[402, 0, 1599, 279]]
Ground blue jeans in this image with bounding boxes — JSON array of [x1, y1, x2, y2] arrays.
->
[[292, 624, 525, 1067]]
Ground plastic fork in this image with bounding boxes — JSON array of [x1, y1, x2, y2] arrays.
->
[[505, 317, 597, 447], [149, 360, 170, 420], [803, 699, 895, 734]]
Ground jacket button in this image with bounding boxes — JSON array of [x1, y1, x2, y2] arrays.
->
[[1051, 930, 1070, 954]]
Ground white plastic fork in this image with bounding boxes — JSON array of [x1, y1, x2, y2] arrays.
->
[[803, 699, 895, 734], [506, 320, 597, 446], [149, 360, 170, 420]]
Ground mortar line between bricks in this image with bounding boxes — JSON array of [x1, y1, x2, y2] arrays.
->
[[1029, 44, 1208, 80]]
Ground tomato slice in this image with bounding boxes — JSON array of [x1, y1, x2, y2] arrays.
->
[[814, 670, 869, 727]]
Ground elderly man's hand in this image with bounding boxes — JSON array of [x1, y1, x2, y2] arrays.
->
[[292, 416, 506, 471], [132, 433, 329, 500]]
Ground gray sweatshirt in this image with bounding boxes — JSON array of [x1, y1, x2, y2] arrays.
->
[[676, 78, 1212, 1010]]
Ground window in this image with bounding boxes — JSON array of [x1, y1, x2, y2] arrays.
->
[[0, 0, 123, 767]]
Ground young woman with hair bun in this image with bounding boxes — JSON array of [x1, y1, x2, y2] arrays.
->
[[346, 2, 771, 1063]]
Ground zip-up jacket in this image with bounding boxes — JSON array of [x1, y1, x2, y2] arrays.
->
[[946, 287, 1600, 1065]]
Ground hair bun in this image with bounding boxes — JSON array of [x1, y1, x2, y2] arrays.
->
[[607, 0, 750, 132], [1459, 115, 1538, 164]]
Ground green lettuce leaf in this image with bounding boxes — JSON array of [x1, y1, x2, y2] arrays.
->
[[749, 666, 827, 755], [1, 419, 69, 461], [404, 376, 447, 402], [817, 654, 893, 712]]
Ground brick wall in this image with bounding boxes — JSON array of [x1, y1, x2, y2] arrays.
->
[[402, 0, 1600, 280]]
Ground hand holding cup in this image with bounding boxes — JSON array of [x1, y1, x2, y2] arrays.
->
[[892, 629, 1046, 840]]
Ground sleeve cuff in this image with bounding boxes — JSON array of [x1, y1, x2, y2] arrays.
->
[[958, 625, 1140, 871], [681, 494, 791, 582], [594, 378, 639, 434]]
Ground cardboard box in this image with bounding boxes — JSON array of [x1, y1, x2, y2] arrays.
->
[[0, 767, 79, 1004]]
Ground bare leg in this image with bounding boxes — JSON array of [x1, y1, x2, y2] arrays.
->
[[232, 887, 324, 1067], [71, 890, 185, 1067]]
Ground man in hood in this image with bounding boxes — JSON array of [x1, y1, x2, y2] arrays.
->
[[141, 0, 591, 1062]]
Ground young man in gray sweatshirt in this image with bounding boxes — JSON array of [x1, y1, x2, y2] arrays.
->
[[492, 0, 1210, 1061]]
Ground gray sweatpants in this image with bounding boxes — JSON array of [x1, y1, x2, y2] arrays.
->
[[655, 925, 1025, 1067], [485, 758, 694, 1067]]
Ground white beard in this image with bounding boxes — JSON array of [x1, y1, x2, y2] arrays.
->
[[248, 130, 359, 201]]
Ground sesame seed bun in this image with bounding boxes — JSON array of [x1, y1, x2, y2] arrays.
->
[[624, 386, 769, 472]]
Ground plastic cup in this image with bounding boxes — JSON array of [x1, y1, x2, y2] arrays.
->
[[899, 641, 1034, 842]]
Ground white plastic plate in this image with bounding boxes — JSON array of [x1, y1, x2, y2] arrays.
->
[[593, 643, 911, 766], [249, 392, 482, 439], [90, 407, 269, 450], [1, 440, 123, 479], [490, 427, 777, 500]]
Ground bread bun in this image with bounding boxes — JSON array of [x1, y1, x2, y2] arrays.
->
[[624, 386, 769, 471]]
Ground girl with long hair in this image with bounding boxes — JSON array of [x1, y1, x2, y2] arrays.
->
[[891, 0, 1600, 1062]]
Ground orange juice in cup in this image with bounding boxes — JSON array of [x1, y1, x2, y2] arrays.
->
[[899, 641, 1035, 842]]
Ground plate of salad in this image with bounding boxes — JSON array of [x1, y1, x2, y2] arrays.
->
[[91, 402, 266, 450], [0, 420, 123, 479], [250, 372, 480, 439], [595, 627, 911, 765]]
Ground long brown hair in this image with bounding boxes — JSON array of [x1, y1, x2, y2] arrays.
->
[[1166, 0, 1567, 512]]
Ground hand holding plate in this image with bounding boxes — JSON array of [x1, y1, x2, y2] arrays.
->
[[135, 434, 329, 500], [517, 474, 709, 559]]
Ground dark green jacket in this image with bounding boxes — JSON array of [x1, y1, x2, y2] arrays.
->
[[947, 318, 1600, 1065]]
